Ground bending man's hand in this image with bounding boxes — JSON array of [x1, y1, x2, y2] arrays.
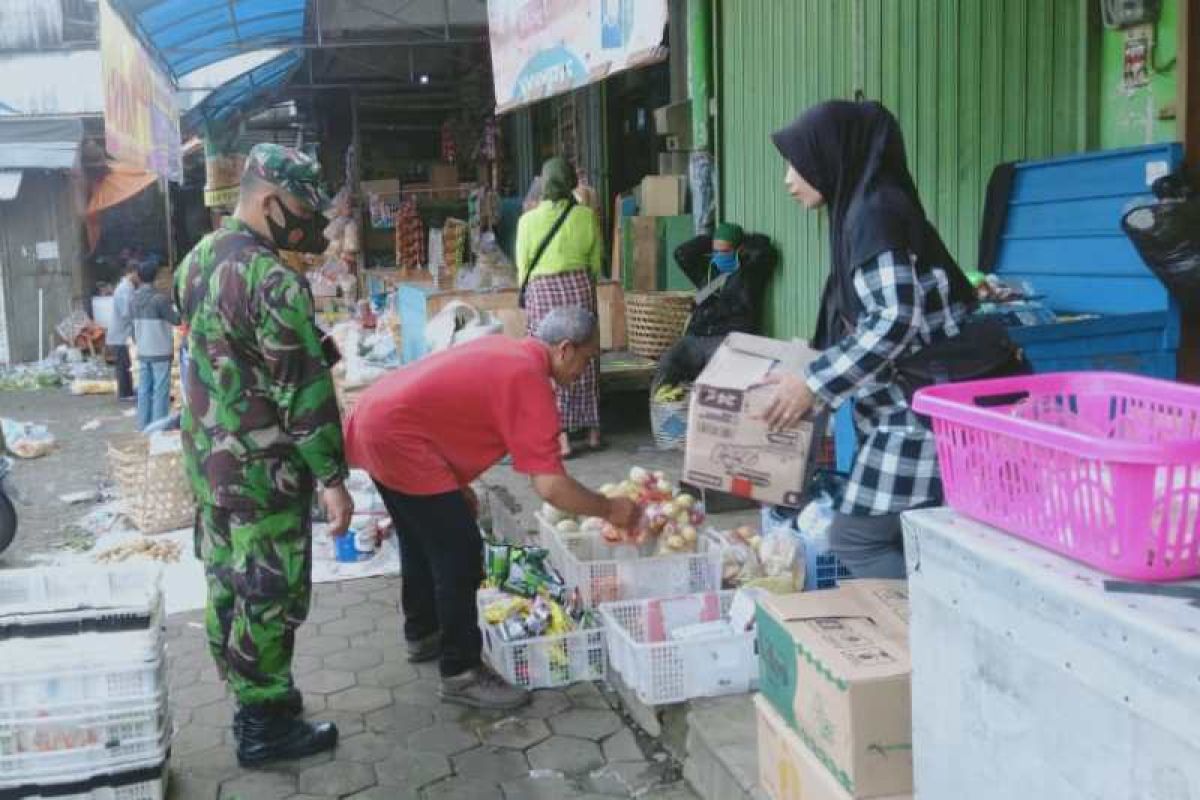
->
[[322, 484, 354, 535]]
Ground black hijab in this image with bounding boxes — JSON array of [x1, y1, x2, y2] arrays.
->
[[772, 100, 975, 349]]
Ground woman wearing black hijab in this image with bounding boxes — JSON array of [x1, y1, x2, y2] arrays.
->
[[762, 100, 985, 579]]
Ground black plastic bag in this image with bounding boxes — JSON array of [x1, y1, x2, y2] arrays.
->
[[1122, 195, 1200, 303]]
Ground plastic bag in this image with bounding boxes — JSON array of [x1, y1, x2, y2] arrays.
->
[[0, 418, 55, 459], [1122, 195, 1200, 302], [746, 526, 805, 593]]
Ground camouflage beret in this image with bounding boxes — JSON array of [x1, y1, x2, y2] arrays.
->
[[243, 143, 331, 212]]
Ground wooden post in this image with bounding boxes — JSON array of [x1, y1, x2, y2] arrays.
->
[[1179, 0, 1199, 382], [1182, 0, 1199, 183]]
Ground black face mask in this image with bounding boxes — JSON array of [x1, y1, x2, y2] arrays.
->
[[266, 196, 328, 254]]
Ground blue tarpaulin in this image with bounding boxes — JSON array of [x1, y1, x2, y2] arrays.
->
[[111, 0, 307, 78], [182, 49, 302, 130]]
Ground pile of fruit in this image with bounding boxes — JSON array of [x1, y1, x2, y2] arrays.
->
[[544, 467, 706, 555]]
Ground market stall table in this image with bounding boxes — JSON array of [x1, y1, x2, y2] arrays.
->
[[902, 507, 1200, 800]]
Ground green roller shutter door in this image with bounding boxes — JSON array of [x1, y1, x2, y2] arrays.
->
[[717, 0, 1090, 340]]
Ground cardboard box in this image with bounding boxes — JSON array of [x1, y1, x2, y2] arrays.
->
[[653, 100, 692, 135], [658, 151, 690, 176], [640, 175, 687, 217], [683, 334, 818, 507], [629, 216, 661, 291], [756, 582, 913, 798], [756, 695, 912, 800]]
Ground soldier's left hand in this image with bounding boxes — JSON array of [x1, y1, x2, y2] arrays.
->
[[322, 484, 354, 535]]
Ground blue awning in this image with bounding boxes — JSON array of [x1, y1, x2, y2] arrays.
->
[[183, 49, 302, 131], [111, 0, 308, 79]]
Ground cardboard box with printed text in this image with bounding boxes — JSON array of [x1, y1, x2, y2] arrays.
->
[[756, 695, 912, 800], [683, 333, 819, 508], [756, 581, 913, 798]]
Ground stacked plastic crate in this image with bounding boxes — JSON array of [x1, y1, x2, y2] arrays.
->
[[0, 566, 170, 800]]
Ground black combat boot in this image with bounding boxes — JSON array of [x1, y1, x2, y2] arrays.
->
[[235, 703, 338, 767], [232, 688, 304, 738]]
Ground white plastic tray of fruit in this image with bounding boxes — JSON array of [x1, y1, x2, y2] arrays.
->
[[598, 591, 757, 706], [541, 516, 723, 607], [0, 700, 169, 783]]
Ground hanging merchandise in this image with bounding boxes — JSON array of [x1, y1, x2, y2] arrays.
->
[[395, 196, 426, 270], [428, 227, 445, 287], [480, 115, 499, 163], [442, 218, 469, 288], [441, 120, 458, 165]]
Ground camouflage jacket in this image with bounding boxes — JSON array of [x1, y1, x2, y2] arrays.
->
[[174, 218, 347, 510]]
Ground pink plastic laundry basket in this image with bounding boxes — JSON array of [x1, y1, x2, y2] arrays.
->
[[913, 372, 1200, 581]]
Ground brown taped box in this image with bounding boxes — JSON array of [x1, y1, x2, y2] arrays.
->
[[756, 581, 913, 798], [640, 175, 687, 216], [755, 695, 912, 800], [683, 334, 818, 508]]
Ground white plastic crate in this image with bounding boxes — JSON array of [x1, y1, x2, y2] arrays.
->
[[14, 756, 168, 800], [0, 629, 164, 715], [476, 591, 605, 689], [540, 515, 722, 606], [0, 701, 169, 785], [598, 591, 757, 705], [0, 566, 162, 638]]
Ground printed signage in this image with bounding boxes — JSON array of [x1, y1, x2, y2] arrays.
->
[[100, 0, 182, 181], [486, 0, 668, 113]]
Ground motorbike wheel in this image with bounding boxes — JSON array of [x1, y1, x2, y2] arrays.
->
[[0, 488, 15, 558]]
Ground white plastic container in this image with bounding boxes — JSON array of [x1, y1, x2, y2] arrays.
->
[[16, 755, 167, 799], [598, 591, 757, 705], [476, 590, 606, 689], [0, 566, 162, 638], [540, 515, 722, 607], [0, 628, 164, 715], [0, 702, 169, 785]]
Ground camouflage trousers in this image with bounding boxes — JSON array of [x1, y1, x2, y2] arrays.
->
[[195, 502, 312, 705]]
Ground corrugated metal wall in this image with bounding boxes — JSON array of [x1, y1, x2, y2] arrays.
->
[[718, 0, 1089, 340]]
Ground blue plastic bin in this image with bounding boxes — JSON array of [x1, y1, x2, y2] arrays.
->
[[994, 142, 1183, 378]]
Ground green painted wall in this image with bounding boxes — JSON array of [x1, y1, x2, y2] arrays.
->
[[717, 0, 1089, 340], [1097, 0, 1179, 148]]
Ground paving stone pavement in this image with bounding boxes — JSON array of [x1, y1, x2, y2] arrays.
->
[[165, 576, 698, 799]]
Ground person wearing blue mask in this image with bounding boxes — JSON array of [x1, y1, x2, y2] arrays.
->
[[654, 223, 777, 388]]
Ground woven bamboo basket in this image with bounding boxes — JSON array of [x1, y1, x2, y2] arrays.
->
[[624, 291, 693, 359], [107, 433, 194, 534]]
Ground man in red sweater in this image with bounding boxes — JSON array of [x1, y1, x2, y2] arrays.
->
[[344, 307, 639, 710]]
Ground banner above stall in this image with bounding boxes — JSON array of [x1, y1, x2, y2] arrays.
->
[[487, 0, 668, 113], [100, 0, 182, 182]]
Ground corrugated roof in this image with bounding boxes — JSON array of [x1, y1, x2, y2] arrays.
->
[[110, 0, 307, 79], [0, 118, 82, 170], [182, 49, 302, 131], [0, 171, 23, 201]]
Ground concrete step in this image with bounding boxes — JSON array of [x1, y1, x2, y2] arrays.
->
[[682, 694, 769, 800]]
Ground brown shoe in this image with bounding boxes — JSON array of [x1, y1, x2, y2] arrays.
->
[[439, 666, 530, 710]]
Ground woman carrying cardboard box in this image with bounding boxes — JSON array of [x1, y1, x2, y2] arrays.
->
[[763, 100, 1024, 579]]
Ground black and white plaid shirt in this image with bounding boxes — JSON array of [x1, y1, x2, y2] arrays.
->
[[805, 250, 967, 516]]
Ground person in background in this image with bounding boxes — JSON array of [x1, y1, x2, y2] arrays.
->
[[175, 143, 353, 767], [131, 260, 179, 430], [517, 157, 605, 459], [343, 308, 640, 711], [764, 100, 1021, 579], [106, 260, 139, 402], [654, 223, 777, 388]]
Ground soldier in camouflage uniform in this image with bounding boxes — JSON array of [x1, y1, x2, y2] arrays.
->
[[175, 143, 353, 767]]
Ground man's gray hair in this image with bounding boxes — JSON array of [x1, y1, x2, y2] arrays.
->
[[534, 307, 599, 346]]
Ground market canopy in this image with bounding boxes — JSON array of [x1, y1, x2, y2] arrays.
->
[[0, 118, 83, 171], [182, 49, 302, 131], [109, 0, 308, 79]]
